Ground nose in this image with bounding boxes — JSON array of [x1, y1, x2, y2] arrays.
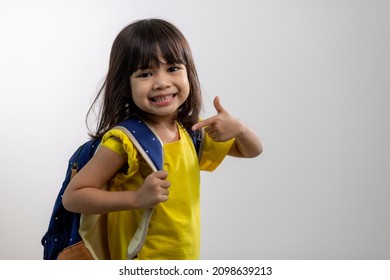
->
[[152, 71, 171, 90]]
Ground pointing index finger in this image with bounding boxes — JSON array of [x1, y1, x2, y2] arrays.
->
[[191, 116, 215, 131]]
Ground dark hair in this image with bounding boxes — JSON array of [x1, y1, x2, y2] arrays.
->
[[87, 18, 202, 138]]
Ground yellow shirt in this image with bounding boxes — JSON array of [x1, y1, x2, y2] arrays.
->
[[100, 122, 233, 260]]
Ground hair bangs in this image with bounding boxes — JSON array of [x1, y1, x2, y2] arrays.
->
[[130, 20, 188, 73], [157, 37, 188, 66]]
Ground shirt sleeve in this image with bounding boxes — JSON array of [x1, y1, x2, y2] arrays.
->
[[100, 129, 139, 185], [101, 136, 126, 156], [199, 133, 234, 172]]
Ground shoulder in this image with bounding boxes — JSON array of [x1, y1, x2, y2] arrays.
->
[[102, 128, 136, 157]]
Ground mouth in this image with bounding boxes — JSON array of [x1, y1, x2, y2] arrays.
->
[[150, 94, 177, 104]]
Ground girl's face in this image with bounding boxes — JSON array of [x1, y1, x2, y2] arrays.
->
[[130, 58, 190, 122]]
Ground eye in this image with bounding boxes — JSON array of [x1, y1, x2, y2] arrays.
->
[[167, 66, 180, 72], [136, 72, 152, 78]]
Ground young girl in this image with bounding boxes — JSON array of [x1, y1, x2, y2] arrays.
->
[[62, 18, 262, 260]]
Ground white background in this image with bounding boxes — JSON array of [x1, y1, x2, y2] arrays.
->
[[0, 0, 389, 260]]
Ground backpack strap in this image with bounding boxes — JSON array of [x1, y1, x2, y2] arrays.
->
[[113, 117, 163, 259], [189, 127, 203, 157], [116, 117, 204, 259], [116, 117, 163, 171]]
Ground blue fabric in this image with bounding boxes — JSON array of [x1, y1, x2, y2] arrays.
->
[[41, 139, 100, 259], [118, 118, 163, 170]]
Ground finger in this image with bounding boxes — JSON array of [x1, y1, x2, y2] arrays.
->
[[159, 194, 169, 203], [213, 96, 225, 114], [204, 125, 214, 134], [161, 188, 169, 195], [154, 170, 168, 179], [160, 179, 171, 189], [159, 188, 170, 203], [191, 116, 217, 131], [206, 130, 219, 140]]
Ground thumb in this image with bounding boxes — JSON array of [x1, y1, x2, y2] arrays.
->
[[213, 96, 225, 114]]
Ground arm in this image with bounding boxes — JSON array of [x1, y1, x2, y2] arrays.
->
[[62, 145, 170, 214], [192, 96, 262, 158]]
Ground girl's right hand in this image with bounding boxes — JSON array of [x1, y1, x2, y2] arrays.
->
[[135, 170, 171, 209]]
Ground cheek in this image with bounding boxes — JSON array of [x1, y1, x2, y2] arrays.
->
[[130, 80, 146, 98], [131, 91, 145, 108], [129, 82, 145, 109], [181, 77, 190, 96]]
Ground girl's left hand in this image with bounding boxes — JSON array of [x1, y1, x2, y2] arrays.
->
[[192, 96, 244, 142]]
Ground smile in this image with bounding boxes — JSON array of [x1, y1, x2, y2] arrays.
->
[[150, 94, 177, 105]]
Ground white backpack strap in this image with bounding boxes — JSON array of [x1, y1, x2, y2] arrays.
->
[[114, 117, 163, 259]]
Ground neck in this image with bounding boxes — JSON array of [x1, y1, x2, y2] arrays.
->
[[140, 114, 179, 144], [158, 122, 180, 144], [140, 112, 176, 125]]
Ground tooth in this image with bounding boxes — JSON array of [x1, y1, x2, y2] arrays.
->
[[154, 95, 173, 102]]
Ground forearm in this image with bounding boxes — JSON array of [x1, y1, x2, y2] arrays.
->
[[62, 187, 140, 214], [229, 122, 262, 158]]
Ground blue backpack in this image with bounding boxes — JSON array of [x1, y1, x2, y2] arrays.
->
[[41, 117, 201, 259]]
